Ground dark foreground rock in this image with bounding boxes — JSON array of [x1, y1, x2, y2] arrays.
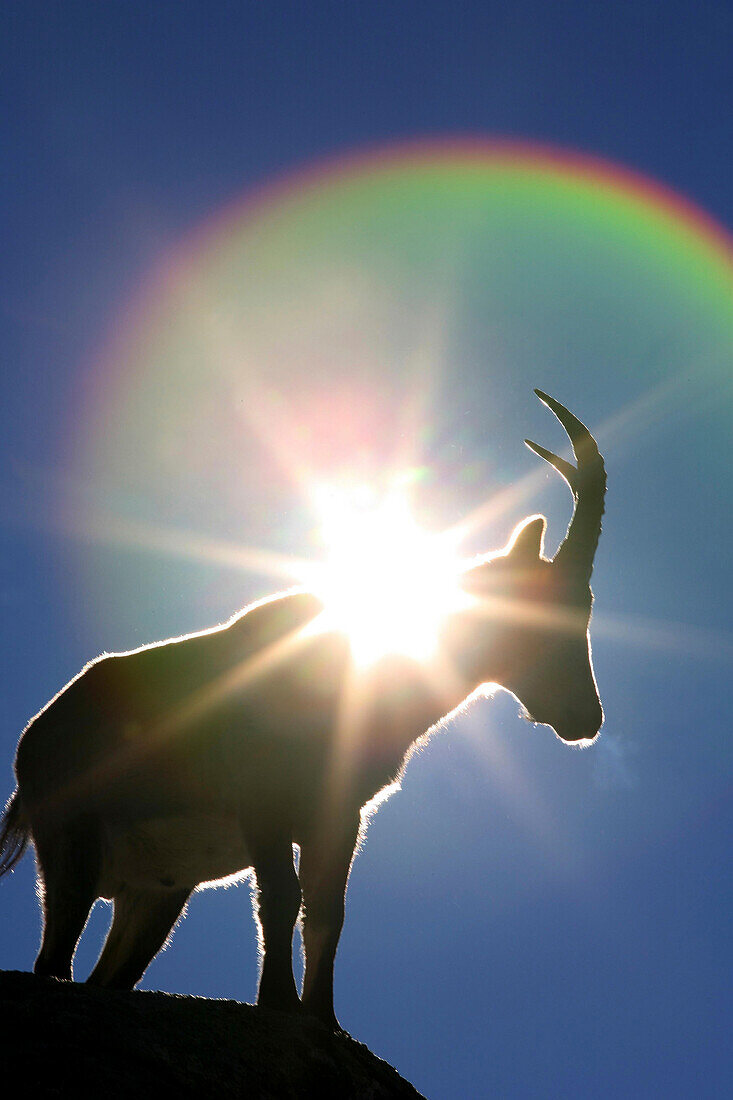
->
[[0, 970, 426, 1098]]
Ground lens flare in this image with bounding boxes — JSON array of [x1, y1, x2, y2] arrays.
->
[[309, 483, 465, 665], [70, 136, 732, 666]]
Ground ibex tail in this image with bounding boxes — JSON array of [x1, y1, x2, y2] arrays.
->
[[0, 791, 29, 877]]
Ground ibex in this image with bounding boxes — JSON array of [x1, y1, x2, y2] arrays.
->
[[0, 391, 605, 1028]]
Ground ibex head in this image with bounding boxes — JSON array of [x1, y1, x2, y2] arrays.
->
[[460, 391, 606, 746]]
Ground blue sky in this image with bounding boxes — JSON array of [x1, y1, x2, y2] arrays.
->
[[2, 4, 732, 1098]]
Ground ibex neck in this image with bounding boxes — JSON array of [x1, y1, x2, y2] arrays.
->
[[439, 607, 504, 702]]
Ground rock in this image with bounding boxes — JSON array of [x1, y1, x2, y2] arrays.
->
[[0, 970, 425, 1098]]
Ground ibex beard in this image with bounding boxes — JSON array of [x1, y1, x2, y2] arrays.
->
[[0, 390, 606, 1030]]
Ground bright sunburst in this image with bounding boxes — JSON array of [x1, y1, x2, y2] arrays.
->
[[309, 483, 465, 665]]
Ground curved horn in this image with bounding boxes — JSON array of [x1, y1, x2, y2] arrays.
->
[[524, 390, 606, 583]]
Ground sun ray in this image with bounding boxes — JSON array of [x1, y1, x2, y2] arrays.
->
[[591, 610, 733, 665], [74, 509, 312, 586], [316, 620, 478, 839], [463, 589, 592, 636], [41, 603, 322, 820]]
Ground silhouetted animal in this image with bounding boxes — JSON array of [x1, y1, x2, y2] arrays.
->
[[0, 391, 606, 1028]]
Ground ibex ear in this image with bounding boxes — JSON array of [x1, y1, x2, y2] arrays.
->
[[506, 514, 547, 560]]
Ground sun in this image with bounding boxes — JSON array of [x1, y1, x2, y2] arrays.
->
[[309, 482, 465, 666]]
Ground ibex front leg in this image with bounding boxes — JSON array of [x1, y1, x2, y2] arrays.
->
[[299, 815, 360, 1030], [252, 835, 302, 1013]]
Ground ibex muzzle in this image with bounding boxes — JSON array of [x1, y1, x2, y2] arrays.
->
[[0, 391, 606, 1028]]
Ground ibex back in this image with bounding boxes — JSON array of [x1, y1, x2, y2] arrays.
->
[[0, 392, 606, 1028]]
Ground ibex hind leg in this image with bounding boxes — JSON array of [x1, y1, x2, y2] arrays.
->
[[86, 885, 191, 990], [33, 814, 101, 981]]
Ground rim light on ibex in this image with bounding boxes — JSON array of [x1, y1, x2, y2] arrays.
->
[[0, 390, 607, 1029]]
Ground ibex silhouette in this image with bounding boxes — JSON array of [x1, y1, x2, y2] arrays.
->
[[0, 391, 605, 1029]]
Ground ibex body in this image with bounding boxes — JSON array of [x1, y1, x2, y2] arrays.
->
[[0, 392, 606, 1028]]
